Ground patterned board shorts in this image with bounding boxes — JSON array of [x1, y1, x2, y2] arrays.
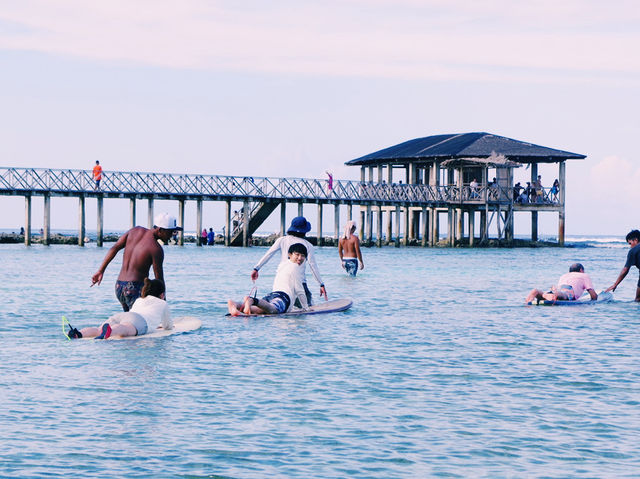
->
[[115, 280, 144, 311], [262, 291, 291, 314], [343, 259, 358, 277]]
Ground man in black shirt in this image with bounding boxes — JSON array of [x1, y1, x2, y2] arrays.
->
[[606, 229, 640, 301]]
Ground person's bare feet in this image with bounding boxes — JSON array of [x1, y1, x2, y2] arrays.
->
[[242, 296, 252, 315], [228, 300, 241, 316]]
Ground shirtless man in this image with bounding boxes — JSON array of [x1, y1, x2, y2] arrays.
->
[[338, 220, 364, 277], [525, 263, 597, 304], [91, 213, 182, 311]]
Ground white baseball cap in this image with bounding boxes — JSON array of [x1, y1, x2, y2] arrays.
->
[[154, 213, 183, 231]]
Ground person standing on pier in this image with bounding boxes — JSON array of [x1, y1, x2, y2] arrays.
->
[[91, 213, 182, 311], [93, 160, 103, 190], [250, 216, 328, 305], [338, 220, 364, 277], [605, 230, 640, 302]]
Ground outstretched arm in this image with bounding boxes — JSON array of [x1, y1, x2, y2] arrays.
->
[[338, 238, 345, 268], [606, 266, 630, 292], [91, 232, 128, 286], [251, 237, 283, 280], [355, 237, 364, 270], [587, 288, 598, 300]]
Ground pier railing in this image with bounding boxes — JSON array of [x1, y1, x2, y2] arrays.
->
[[0, 167, 559, 206]]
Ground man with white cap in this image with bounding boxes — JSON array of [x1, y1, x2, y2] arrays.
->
[[91, 213, 182, 311]]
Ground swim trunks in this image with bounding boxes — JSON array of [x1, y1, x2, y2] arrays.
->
[[262, 291, 291, 314], [115, 280, 144, 311], [556, 284, 576, 300], [107, 311, 148, 336], [343, 258, 358, 277]]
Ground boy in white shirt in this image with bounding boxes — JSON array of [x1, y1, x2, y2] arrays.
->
[[228, 243, 309, 316]]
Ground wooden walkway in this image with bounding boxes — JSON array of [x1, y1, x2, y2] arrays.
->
[[0, 167, 563, 247]]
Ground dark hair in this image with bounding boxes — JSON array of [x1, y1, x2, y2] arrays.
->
[[141, 278, 165, 299], [569, 263, 584, 273], [288, 243, 308, 256], [288, 231, 306, 239], [626, 230, 640, 242]]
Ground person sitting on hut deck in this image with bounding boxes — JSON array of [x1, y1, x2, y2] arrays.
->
[[525, 263, 598, 304], [228, 243, 309, 316]]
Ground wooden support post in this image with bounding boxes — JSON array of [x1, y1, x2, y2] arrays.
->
[[196, 199, 203, 246], [366, 204, 372, 244], [531, 163, 538, 242], [429, 208, 435, 246], [368, 166, 374, 183], [361, 166, 365, 183], [387, 163, 393, 184], [394, 205, 400, 247], [129, 197, 136, 229], [43, 194, 50, 246], [147, 199, 154, 229], [409, 207, 415, 240], [225, 200, 231, 247], [386, 206, 392, 245], [242, 200, 249, 247], [403, 207, 410, 246], [359, 210, 365, 243], [421, 207, 428, 247], [377, 206, 383, 247], [449, 208, 454, 246], [481, 209, 487, 242], [297, 202, 303, 217], [317, 203, 323, 246], [78, 196, 85, 247], [469, 210, 475, 247], [456, 208, 463, 241], [334, 204, 340, 241], [24, 195, 31, 246], [97, 196, 104, 247], [377, 165, 383, 184], [280, 202, 287, 236], [558, 160, 566, 246], [347, 204, 352, 221], [177, 199, 185, 246]]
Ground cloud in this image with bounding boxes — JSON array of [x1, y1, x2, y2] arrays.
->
[[0, 0, 639, 83], [589, 156, 640, 203]]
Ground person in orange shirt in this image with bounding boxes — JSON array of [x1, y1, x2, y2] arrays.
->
[[93, 160, 103, 190]]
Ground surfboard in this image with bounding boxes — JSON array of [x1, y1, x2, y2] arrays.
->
[[227, 298, 353, 317], [62, 316, 202, 340], [527, 291, 613, 306]]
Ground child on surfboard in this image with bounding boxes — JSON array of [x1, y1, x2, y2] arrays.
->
[[65, 278, 173, 339], [228, 243, 309, 316]]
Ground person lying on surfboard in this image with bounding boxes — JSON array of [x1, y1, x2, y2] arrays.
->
[[65, 278, 173, 339], [228, 243, 309, 316], [525, 263, 598, 304]]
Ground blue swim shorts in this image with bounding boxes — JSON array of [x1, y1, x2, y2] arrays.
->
[[343, 258, 358, 277], [115, 280, 144, 311], [262, 291, 291, 314]]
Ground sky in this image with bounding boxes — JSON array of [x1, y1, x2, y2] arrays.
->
[[0, 0, 638, 236]]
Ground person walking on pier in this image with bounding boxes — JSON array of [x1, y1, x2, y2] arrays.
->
[[93, 160, 103, 190], [338, 220, 364, 277], [251, 216, 327, 305], [91, 213, 182, 311], [605, 230, 640, 302]]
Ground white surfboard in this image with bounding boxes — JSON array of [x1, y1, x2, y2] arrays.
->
[[227, 298, 353, 318], [63, 316, 202, 341]]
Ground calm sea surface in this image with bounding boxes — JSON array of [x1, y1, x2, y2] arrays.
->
[[1, 240, 639, 478]]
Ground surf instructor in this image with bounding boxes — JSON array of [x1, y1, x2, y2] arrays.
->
[[91, 213, 182, 311]]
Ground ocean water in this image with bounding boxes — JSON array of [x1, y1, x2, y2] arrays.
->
[[1, 240, 640, 478]]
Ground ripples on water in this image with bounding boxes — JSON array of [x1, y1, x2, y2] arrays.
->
[[1, 243, 640, 478]]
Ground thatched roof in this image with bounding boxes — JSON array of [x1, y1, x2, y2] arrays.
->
[[346, 132, 586, 166], [440, 152, 522, 169]]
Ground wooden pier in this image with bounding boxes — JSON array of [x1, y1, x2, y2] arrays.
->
[[0, 132, 585, 248]]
